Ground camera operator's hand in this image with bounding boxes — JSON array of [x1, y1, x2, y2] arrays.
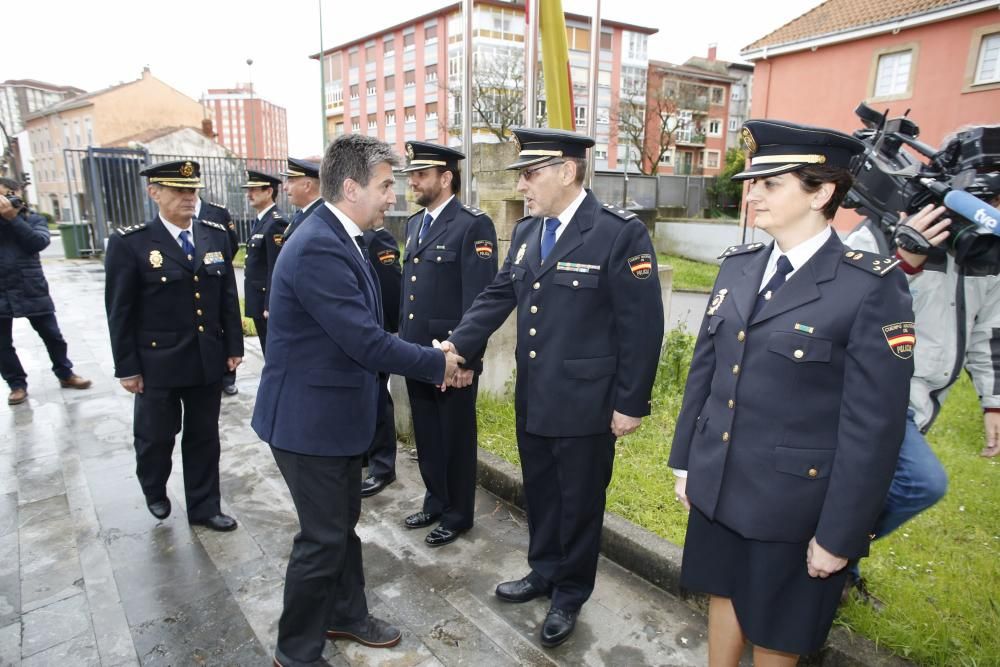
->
[[897, 205, 951, 269], [982, 411, 1000, 458], [0, 195, 19, 222]]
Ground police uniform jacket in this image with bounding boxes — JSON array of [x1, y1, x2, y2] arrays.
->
[[244, 205, 287, 317], [399, 198, 498, 371], [251, 204, 444, 457], [364, 227, 402, 333], [0, 210, 55, 318], [282, 199, 325, 240], [448, 190, 663, 436], [198, 199, 238, 255], [668, 234, 914, 559], [104, 218, 244, 387]]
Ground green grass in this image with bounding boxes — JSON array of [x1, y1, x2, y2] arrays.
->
[[658, 253, 719, 294], [233, 246, 246, 268], [239, 298, 257, 337], [476, 330, 1000, 665]]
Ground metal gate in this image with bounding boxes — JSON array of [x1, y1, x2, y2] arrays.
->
[[62, 149, 292, 255]]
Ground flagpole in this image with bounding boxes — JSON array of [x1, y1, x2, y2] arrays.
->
[[525, 0, 540, 129], [586, 0, 601, 186], [319, 0, 328, 148], [462, 0, 474, 204]]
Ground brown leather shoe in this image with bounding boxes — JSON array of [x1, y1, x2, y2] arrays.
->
[[7, 388, 27, 405], [59, 374, 92, 390]]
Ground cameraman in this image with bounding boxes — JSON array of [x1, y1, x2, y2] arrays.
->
[[0, 178, 91, 405], [844, 175, 1000, 598]]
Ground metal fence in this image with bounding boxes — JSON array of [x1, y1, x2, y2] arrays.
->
[[592, 172, 717, 217]]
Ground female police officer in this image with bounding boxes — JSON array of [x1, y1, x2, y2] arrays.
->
[[669, 120, 914, 664]]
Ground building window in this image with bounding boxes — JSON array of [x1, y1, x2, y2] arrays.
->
[[707, 119, 722, 137], [367, 80, 376, 96], [348, 50, 359, 68], [404, 106, 416, 122], [710, 86, 725, 106], [728, 118, 739, 132], [350, 84, 359, 100], [974, 32, 1000, 84], [597, 107, 609, 124], [385, 75, 395, 90], [404, 33, 415, 50], [659, 151, 673, 166], [368, 114, 377, 129], [873, 49, 913, 98], [351, 118, 360, 132], [330, 88, 343, 104], [426, 102, 438, 119], [625, 32, 647, 60], [365, 45, 375, 62], [384, 37, 394, 55], [600, 32, 612, 50], [595, 145, 608, 160], [565, 27, 592, 51], [621, 66, 646, 95], [405, 70, 416, 87], [535, 99, 547, 124], [386, 110, 395, 125], [704, 150, 721, 169], [425, 65, 438, 83], [575, 106, 587, 127], [425, 24, 437, 42]]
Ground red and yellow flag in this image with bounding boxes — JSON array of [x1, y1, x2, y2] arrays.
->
[[538, 0, 574, 130]]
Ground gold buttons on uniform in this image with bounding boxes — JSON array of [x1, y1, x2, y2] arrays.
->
[[411, 276, 417, 282], [408, 313, 414, 320], [728, 399, 735, 409], [732, 364, 740, 375], [409, 295, 415, 301], [194, 292, 201, 300], [436, 256, 442, 262], [529, 351, 536, 359], [808, 467, 818, 478], [414, 257, 420, 264], [794, 349, 804, 359], [722, 432, 730, 442], [151, 341, 157, 348], [193, 276, 199, 282], [530, 305, 538, 314], [533, 282, 540, 290], [198, 325, 204, 332], [529, 328, 536, 336], [160, 276, 167, 283], [737, 330, 745, 342], [196, 309, 203, 316], [572, 280, 579, 287]]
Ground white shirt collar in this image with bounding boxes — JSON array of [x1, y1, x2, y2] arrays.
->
[[325, 202, 366, 258], [304, 197, 323, 212], [761, 224, 832, 288], [159, 215, 195, 248], [425, 194, 455, 222], [543, 188, 587, 242], [257, 203, 276, 221]]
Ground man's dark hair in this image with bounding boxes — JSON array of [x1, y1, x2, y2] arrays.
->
[[320, 134, 400, 202], [0, 177, 22, 193], [437, 166, 461, 195], [791, 165, 854, 220]]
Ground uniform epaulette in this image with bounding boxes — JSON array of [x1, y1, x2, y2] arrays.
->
[[601, 203, 637, 221], [462, 204, 486, 217], [116, 223, 148, 236], [198, 219, 228, 233], [273, 212, 284, 220], [209, 201, 226, 209], [843, 249, 901, 276], [516, 215, 532, 224], [718, 242, 766, 259]]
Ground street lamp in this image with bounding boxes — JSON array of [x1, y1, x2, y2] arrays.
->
[[247, 58, 258, 166]]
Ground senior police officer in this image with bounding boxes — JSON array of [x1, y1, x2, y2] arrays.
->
[[196, 194, 239, 395], [241, 170, 287, 351], [281, 158, 324, 240], [394, 142, 498, 544], [443, 128, 664, 647], [105, 160, 243, 531]]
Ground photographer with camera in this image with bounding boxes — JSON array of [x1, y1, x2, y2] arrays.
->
[[843, 111, 1000, 600], [0, 177, 91, 405]]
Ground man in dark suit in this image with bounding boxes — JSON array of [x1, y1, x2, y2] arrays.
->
[[444, 129, 664, 647], [393, 142, 498, 545], [252, 135, 463, 667], [240, 170, 287, 351], [105, 160, 243, 532], [196, 195, 240, 396], [280, 158, 324, 240]]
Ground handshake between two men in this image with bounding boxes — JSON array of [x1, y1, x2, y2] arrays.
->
[[433, 339, 474, 390]]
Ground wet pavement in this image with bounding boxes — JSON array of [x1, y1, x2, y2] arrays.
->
[[0, 254, 712, 666]]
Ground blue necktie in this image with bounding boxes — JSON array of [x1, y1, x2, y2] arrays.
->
[[179, 230, 195, 263], [418, 212, 433, 244], [752, 255, 793, 317], [540, 217, 559, 261]]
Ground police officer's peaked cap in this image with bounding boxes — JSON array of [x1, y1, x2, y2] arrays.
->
[[241, 170, 282, 188], [399, 141, 465, 173], [140, 160, 204, 188], [280, 157, 320, 178], [507, 128, 596, 170], [733, 119, 865, 181]]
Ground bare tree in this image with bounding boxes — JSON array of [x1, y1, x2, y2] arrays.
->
[[612, 76, 703, 175]]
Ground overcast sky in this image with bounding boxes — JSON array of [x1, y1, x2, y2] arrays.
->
[[7, 0, 820, 155]]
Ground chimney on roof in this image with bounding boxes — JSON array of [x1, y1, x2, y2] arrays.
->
[[708, 44, 717, 61], [201, 118, 215, 139], [142, 66, 152, 79]]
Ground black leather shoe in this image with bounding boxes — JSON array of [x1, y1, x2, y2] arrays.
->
[[495, 576, 549, 603], [425, 525, 467, 547], [404, 511, 440, 529], [540, 607, 577, 648], [326, 614, 401, 648], [360, 474, 395, 498], [147, 498, 171, 520], [222, 384, 238, 396], [189, 513, 238, 532]]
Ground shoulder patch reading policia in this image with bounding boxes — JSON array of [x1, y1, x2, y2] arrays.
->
[[882, 321, 916, 359], [718, 242, 766, 259], [475, 240, 494, 259], [198, 219, 228, 233], [843, 249, 901, 276], [377, 249, 398, 265], [274, 234, 285, 247], [627, 253, 653, 279]]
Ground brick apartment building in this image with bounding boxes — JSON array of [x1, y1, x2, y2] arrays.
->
[[311, 0, 657, 171], [201, 85, 288, 162]]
